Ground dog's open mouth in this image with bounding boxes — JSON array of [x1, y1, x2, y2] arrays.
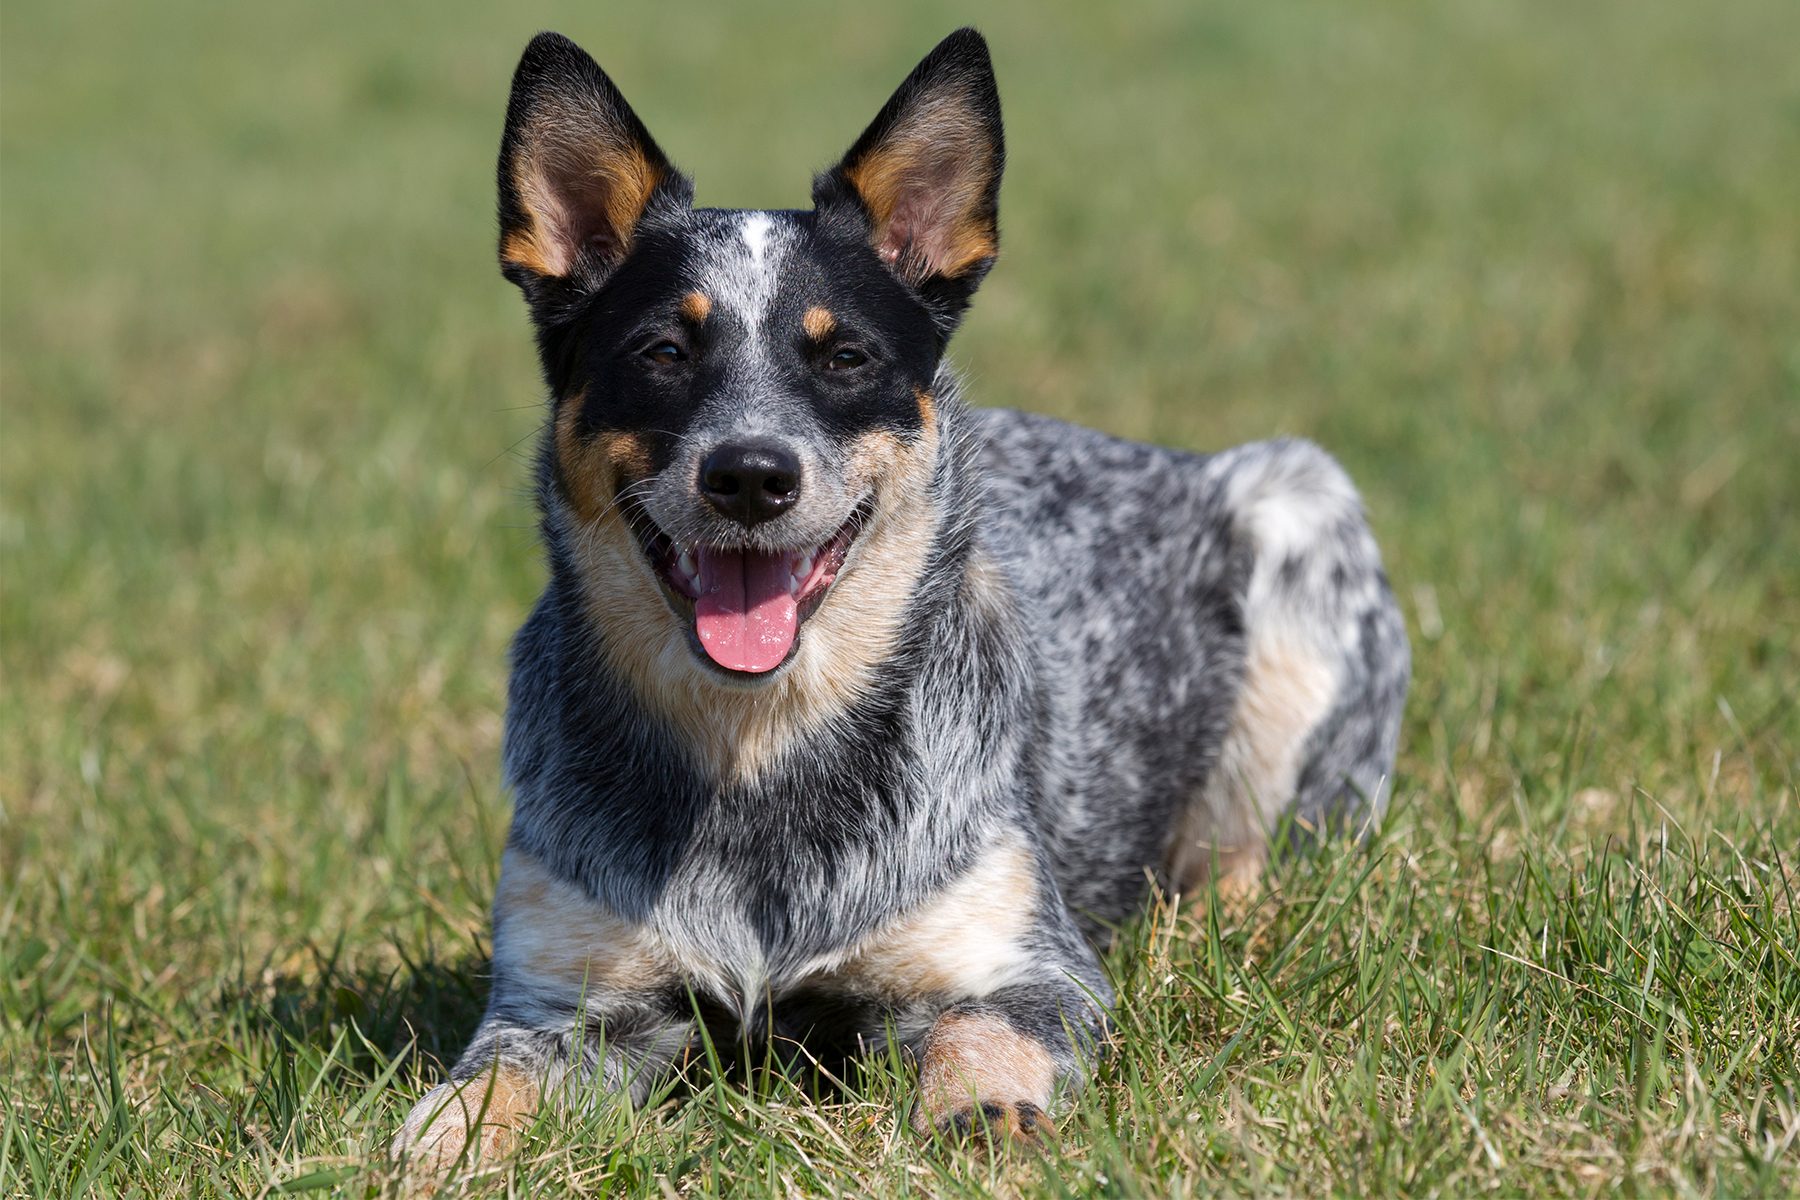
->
[[629, 501, 870, 675]]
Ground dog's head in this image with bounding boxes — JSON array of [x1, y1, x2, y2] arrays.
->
[[499, 30, 1002, 685]]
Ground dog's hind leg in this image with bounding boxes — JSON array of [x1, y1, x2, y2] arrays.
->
[[389, 849, 693, 1189], [1166, 439, 1409, 898]]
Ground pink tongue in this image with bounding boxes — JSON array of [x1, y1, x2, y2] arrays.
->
[[693, 546, 799, 673]]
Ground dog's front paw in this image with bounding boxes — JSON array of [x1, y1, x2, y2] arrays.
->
[[388, 1069, 538, 1191], [910, 1009, 1059, 1148]]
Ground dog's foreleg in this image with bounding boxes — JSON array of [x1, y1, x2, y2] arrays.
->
[[389, 848, 691, 1187], [388, 1004, 692, 1188]]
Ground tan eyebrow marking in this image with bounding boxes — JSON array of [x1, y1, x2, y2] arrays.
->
[[802, 305, 836, 340], [679, 291, 712, 322]]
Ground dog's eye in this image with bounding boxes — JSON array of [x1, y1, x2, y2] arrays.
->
[[825, 348, 867, 371], [640, 340, 686, 366]]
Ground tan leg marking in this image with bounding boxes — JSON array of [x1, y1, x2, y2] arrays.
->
[[1168, 631, 1337, 897], [491, 848, 670, 997], [1171, 439, 1369, 896], [912, 1010, 1057, 1142], [826, 837, 1037, 1000], [563, 421, 940, 785], [390, 1065, 539, 1189]]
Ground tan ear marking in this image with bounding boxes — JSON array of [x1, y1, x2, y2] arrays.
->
[[503, 123, 666, 278], [501, 228, 559, 280], [841, 102, 997, 280], [802, 305, 836, 340]]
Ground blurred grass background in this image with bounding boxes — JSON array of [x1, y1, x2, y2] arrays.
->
[[2, 1, 1796, 1196]]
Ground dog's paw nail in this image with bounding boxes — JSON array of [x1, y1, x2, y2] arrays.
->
[[929, 1099, 1050, 1146]]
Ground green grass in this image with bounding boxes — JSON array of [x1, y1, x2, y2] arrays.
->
[[3, 0, 1796, 1195]]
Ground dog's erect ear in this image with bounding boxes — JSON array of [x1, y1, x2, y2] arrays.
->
[[497, 32, 691, 304], [814, 29, 1004, 328]]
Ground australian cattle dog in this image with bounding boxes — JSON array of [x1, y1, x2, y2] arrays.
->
[[392, 27, 1410, 1179]]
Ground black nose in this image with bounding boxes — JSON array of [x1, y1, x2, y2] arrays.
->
[[697, 442, 802, 525]]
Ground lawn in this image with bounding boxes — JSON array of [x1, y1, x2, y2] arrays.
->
[[2, 0, 1796, 1196]]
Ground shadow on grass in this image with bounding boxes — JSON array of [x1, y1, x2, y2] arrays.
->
[[224, 940, 492, 1078], [224, 941, 903, 1108]]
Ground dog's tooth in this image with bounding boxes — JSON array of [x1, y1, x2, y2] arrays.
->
[[678, 549, 697, 579], [797, 553, 814, 578]]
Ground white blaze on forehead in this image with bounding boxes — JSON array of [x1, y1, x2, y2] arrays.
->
[[702, 211, 787, 334], [742, 211, 772, 265]]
